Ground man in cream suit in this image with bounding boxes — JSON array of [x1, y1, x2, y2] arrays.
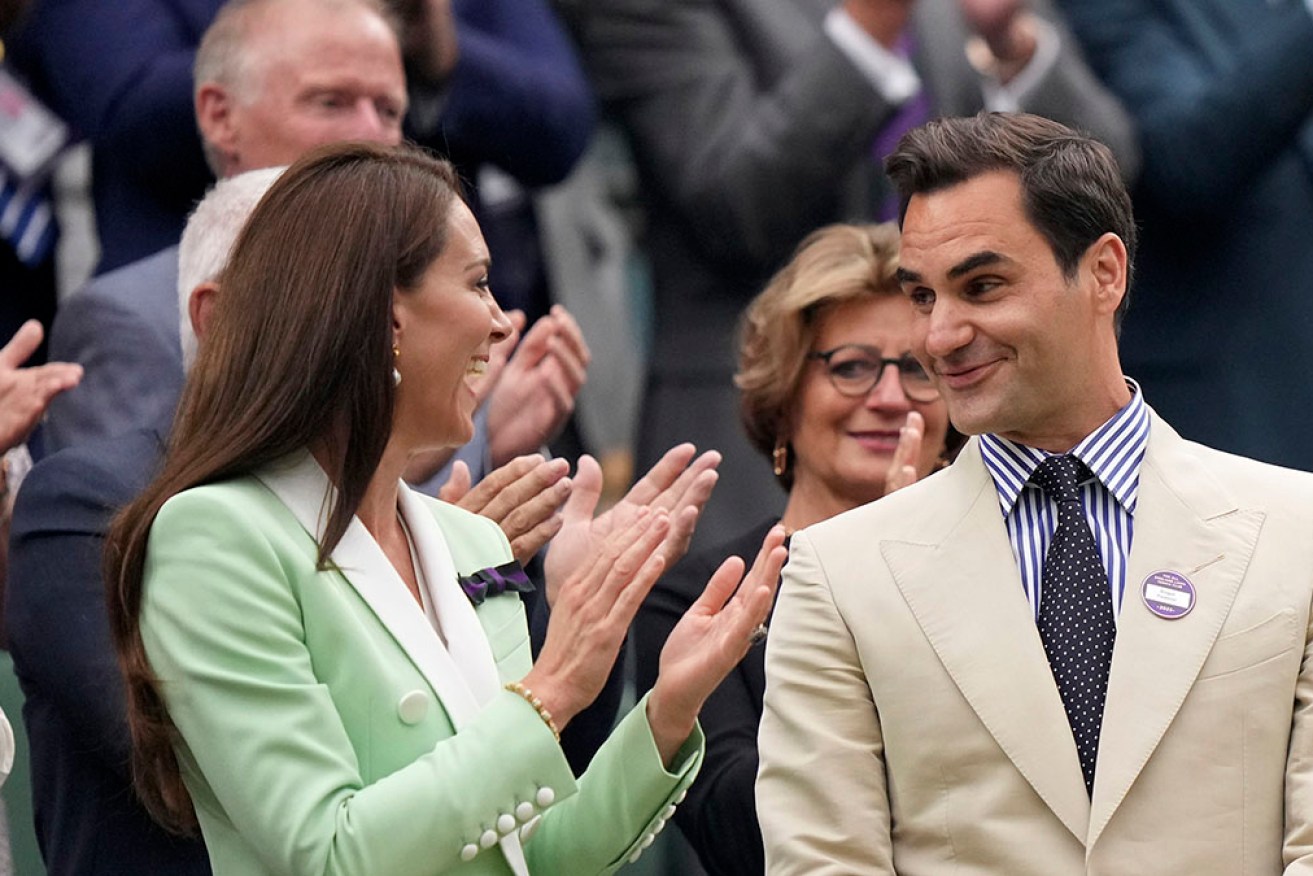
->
[[757, 112, 1313, 874], [561, 0, 1139, 552]]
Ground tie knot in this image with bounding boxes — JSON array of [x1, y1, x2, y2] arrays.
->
[[1031, 454, 1091, 504]]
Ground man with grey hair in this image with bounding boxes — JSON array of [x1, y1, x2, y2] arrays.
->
[[40, 0, 410, 454], [41, 0, 589, 483]]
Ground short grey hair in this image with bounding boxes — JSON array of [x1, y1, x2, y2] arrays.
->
[[177, 166, 286, 369], [192, 0, 396, 174]]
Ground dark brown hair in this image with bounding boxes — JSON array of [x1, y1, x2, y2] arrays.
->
[[104, 141, 460, 833], [885, 112, 1137, 329]]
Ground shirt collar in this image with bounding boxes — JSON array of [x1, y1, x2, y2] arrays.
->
[[979, 378, 1151, 516]]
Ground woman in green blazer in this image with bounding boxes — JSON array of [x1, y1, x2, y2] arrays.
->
[[104, 143, 786, 875]]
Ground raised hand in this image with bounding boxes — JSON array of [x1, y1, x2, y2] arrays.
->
[[542, 444, 720, 606], [957, 0, 1025, 46], [841, 0, 915, 49], [958, 0, 1036, 81], [883, 410, 925, 495], [647, 526, 788, 766], [390, 0, 460, 85], [487, 306, 591, 467], [520, 508, 672, 729], [0, 321, 82, 453], [446, 454, 572, 565]]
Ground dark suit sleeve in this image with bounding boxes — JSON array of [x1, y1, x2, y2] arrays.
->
[[44, 285, 183, 454], [432, 0, 595, 187], [634, 542, 767, 876], [1056, 0, 1313, 216], [11, 0, 212, 199], [563, 0, 890, 272], [6, 451, 137, 776]]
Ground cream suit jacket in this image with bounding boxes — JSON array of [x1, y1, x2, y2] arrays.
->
[[758, 413, 1313, 874]]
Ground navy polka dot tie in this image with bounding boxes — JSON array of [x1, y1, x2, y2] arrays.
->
[[1032, 454, 1115, 796]]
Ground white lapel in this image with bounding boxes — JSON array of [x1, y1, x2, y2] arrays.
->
[[256, 453, 529, 875], [397, 483, 501, 708]]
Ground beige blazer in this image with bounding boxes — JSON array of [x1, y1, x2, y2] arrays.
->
[[758, 412, 1313, 875]]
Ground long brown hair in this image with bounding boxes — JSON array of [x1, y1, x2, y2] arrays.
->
[[104, 141, 460, 833]]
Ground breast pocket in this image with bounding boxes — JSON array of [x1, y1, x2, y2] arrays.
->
[[1196, 609, 1298, 680], [483, 608, 531, 664]]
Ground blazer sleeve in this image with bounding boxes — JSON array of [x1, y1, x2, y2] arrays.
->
[[6, 448, 139, 773], [1284, 601, 1313, 871], [141, 486, 700, 875], [634, 542, 765, 876], [11, 0, 212, 204], [757, 531, 894, 875], [1055, 0, 1313, 216]]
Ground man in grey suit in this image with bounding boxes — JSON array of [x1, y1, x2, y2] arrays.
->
[[563, 0, 1138, 550]]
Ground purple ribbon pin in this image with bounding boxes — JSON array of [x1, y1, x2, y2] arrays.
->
[[457, 560, 535, 607]]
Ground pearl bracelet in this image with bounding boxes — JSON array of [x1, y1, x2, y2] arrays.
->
[[505, 682, 561, 742]]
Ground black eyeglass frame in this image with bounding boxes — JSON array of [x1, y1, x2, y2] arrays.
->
[[806, 344, 940, 402]]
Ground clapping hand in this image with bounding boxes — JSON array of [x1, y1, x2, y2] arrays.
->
[[440, 454, 572, 565], [0, 321, 82, 453], [542, 443, 720, 607], [520, 507, 673, 731], [487, 306, 591, 467], [647, 526, 788, 766]]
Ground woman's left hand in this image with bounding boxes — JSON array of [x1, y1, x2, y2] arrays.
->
[[646, 526, 788, 766]]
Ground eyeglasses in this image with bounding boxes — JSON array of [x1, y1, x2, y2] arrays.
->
[[807, 344, 940, 402]]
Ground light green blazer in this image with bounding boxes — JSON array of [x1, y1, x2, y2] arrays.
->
[[140, 453, 700, 875]]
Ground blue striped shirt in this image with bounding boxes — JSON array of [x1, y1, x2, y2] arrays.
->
[[979, 380, 1150, 623]]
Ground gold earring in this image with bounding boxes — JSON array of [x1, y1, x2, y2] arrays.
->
[[772, 440, 788, 477], [392, 342, 402, 387]]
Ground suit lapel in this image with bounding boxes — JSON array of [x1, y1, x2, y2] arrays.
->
[[397, 485, 502, 709], [883, 443, 1091, 841], [256, 453, 486, 729], [257, 453, 531, 876], [1088, 417, 1262, 848]]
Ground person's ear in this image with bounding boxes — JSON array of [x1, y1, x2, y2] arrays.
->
[[189, 281, 221, 342], [1086, 232, 1128, 317], [195, 83, 239, 173], [391, 289, 408, 345]]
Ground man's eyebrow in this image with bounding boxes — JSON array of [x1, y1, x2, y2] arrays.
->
[[947, 251, 1006, 280], [894, 267, 921, 284]]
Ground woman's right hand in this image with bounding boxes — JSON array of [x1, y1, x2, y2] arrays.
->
[[884, 410, 925, 496], [519, 507, 671, 730]]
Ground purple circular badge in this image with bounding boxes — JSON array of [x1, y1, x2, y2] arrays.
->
[[1140, 570, 1196, 620]]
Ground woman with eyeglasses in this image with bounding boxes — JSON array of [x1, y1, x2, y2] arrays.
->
[[632, 222, 963, 876]]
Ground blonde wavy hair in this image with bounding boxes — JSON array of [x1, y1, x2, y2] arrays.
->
[[736, 222, 904, 489]]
